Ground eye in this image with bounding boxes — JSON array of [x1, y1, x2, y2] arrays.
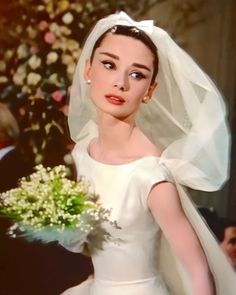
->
[[101, 60, 115, 70], [130, 71, 146, 80], [228, 238, 236, 245]]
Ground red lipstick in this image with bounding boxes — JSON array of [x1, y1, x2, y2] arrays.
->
[[105, 94, 125, 105]]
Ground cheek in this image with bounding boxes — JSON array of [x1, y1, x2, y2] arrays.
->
[[90, 67, 110, 87], [132, 83, 150, 99], [224, 245, 235, 255], [89, 76, 107, 103]]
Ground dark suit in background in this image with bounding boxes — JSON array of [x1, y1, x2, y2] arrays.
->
[[0, 147, 33, 192]]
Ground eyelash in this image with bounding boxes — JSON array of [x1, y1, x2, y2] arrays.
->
[[100, 60, 146, 81], [101, 60, 115, 70], [130, 72, 146, 80]]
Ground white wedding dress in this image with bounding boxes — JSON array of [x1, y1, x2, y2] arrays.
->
[[61, 129, 236, 295]]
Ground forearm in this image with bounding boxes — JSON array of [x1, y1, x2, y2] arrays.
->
[[189, 260, 215, 295], [178, 234, 216, 295]]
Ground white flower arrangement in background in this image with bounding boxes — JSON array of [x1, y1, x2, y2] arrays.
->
[[0, 165, 118, 252]]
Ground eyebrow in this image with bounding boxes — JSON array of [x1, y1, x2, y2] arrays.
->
[[99, 51, 151, 72]]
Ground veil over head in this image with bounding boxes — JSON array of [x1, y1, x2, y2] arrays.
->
[[68, 11, 230, 192]]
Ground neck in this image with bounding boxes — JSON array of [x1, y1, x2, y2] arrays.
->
[[97, 112, 136, 152]]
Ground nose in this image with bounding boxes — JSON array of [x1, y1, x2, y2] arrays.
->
[[113, 71, 129, 91]]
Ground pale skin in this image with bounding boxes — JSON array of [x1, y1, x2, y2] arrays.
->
[[83, 32, 215, 294]]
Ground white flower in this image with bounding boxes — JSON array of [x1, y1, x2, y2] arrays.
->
[[72, 49, 81, 60], [17, 44, 29, 59], [64, 153, 74, 165], [16, 25, 23, 34], [4, 49, 14, 61], [48, 73, 60, 85], [52, 39, 67, 51], [50, 22, 61, 36], [59, 26, 71, 36], [61, 53, 73, 65], [67, 63, 76, 76], [71, 3, 83, 13], [16, 64, 27, 75], [58, 0, 70, 12], [62, 12, 74, 25], [13, 64, 27, 85], [86, 2, 94, 11], [78, 22, 85, 29], [37, 5, 45, 11], [35, 154, 43, 164], [0, 61, 6, 72], [13, 73, 25, 85], [66, 39, 79, 51], [22, 85, 31, 93], [27, 72, 41, 85], [28, 55, 41, 70], [46, 52, 58, 64], [0, 76, 8, 83], [27, 26, 38, 39]]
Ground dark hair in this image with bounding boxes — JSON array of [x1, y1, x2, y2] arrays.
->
[[90, 25, 159, 85]]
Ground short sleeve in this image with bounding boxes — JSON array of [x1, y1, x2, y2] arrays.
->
[[133, 159, 174, 208]]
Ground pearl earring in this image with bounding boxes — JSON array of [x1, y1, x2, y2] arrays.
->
[[142, 96, 149, 103], [86, 79, 91, 84]]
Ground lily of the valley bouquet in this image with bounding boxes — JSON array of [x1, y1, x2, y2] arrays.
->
[[0, 165, 117, 253]]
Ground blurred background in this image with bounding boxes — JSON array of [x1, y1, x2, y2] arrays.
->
[[0, 1, 235, 294]]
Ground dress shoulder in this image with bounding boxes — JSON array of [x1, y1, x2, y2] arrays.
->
[[132, 157, 174, 208]]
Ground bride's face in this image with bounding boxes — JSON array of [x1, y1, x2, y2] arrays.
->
[[84, 33, 156, 120]]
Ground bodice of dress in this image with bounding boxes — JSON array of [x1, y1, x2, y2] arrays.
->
[[72, 142, 171, 282], [63, 135, 236, 295]]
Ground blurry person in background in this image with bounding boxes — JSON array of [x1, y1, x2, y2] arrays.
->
[[199, 207, 236, 271], [0, 102, 33, 192], [219, 219, 236, 270]]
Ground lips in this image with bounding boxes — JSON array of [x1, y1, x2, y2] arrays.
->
[[105, 94, 125, 105]]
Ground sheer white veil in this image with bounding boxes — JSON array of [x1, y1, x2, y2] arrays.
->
[[68, 12, 236, 294], [68, 11, 230, 192]]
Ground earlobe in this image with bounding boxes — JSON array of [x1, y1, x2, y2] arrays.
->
[[143, 82, 157, 104], [142, 96, 150, 104], [84, 59, 91, 81]]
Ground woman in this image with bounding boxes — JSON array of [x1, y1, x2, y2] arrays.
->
[[62, 12, 236, 294]]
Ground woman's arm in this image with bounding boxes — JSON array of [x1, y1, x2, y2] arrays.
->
[[147, 181, 215, 295]]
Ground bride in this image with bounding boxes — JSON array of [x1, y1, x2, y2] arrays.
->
[[61, 11, 236, 295]]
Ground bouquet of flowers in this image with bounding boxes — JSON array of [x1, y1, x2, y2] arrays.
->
[[0, 165, 117, 252]]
